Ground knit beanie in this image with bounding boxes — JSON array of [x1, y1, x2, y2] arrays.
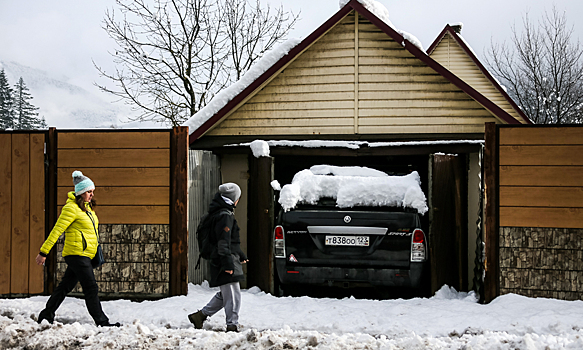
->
[[72, 170, 95, 196], [219, 183, 241, 203]]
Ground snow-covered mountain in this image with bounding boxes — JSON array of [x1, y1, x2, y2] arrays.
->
[[0, 61, 143, 129]]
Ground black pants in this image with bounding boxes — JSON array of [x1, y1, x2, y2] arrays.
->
[[39, 255, 109, 325]]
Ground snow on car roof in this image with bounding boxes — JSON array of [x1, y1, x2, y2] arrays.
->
[[278, 165, 428, 214]]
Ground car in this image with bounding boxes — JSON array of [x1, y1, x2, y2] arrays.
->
[[273, 165, 429, 295]]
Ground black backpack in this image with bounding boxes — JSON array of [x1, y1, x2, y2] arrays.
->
[[195, 208, 231, 269]]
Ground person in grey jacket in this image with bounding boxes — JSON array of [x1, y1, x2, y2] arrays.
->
[[188, 183, 248, 332]]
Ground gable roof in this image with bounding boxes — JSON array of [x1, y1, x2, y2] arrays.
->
[[188, 0, 523, 144], [427, 24, 532, 124]]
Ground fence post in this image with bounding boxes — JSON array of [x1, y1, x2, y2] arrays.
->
[[46, 128, 58, 294], [483, 122, 499, 303], [247, 155, 274, 293], [169, 126, 189, 296], [0, 133, 12, 295]]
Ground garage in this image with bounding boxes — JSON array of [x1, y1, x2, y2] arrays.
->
[[186, 0, 529, 298]]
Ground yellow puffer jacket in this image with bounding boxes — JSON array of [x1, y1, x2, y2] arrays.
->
[[40, 191, 100, 258]]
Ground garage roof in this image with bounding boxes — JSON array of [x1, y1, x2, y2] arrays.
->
[[186, 0, 523, 144], [427, 24, 532, 125]]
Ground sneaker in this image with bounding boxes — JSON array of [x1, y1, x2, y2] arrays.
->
[[226, 325, 238, 332], [188, 310, 207, 329]]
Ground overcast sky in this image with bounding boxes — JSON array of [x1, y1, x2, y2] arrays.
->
[[1, 0, 582, 107]]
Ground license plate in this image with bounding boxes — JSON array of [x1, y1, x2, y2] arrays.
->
[[325, 235, 369, 246]]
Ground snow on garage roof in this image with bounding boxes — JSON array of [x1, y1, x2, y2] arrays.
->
[[237, 139, 485, 158]]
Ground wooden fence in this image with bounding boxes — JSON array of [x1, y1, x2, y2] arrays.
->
[[0, 132, 45, 296], [0, 128, 188, 298], [484, 123, 583, 302]]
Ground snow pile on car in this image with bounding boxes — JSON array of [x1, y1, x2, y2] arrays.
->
[[278, 165, 428, 214]]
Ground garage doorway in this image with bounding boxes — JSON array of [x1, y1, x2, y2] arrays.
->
[[429, 153, 468, 293], [241, 147, 476, 297]]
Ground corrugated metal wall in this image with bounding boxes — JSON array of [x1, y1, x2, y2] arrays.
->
[[188, 150, 221, 284]]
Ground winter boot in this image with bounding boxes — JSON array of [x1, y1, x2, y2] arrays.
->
[[37, 309, 54, 324], [226, 325, 238, 332], [188, 310, 207, 329]]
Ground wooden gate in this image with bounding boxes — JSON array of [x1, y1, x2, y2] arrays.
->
[[0, 131, 45, 296], [484, 123, 583, 302], [429, 153, 468, 294], [52, 128, 188, 297], [247, 156, 275, 293], [0, 127, 189, 298]]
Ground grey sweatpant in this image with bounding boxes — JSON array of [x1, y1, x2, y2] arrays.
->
[[201, 282, 241, 326]]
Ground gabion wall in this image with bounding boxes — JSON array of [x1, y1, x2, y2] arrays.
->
[[499, 227, 583, 300], [56, 224, 170, 298]]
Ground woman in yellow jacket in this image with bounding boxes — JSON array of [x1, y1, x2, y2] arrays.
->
[[35, 171, 119, 327]]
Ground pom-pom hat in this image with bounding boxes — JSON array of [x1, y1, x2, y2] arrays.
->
[[72, 170, 95, 196]]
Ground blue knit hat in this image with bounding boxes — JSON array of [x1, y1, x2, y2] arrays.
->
[[72, 170, 95, 196]]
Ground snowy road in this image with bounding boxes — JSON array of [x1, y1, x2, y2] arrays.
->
[[1, 283, 583, 349]]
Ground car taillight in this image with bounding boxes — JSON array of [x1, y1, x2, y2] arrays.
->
[[274, 226, 284, 240], [411, 229, 426, 262], [413, 229, 424, 243], [274, 225, 285, 258]]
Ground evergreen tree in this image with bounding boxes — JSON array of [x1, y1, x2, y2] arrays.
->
[[38, 115, 48, 129], [0, 69, 15, 129], [13, 77, 44, 130]]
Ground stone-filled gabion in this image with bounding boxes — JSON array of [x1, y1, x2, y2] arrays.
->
[[56, 224, 170, 298], [499, 227, 583, 301]]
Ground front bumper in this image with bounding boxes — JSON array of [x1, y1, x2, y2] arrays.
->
[[276, 259, 426, 288]]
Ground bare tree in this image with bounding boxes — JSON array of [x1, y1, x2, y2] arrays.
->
[[486, 7, 583, 124], [95, 0, 298, 127]]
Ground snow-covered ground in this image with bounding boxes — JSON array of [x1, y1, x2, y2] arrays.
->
[[1, 283, 583, 349]]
